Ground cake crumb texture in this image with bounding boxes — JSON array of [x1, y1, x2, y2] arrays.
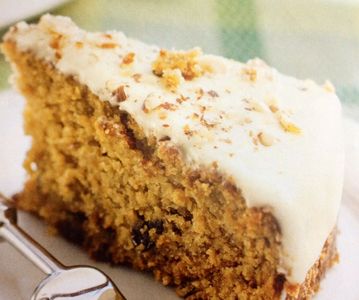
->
[[2, 16, 345, 285], [2, 40, 339, 300]]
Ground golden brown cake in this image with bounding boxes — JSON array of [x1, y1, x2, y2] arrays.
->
[[1, 15, 344, 299]]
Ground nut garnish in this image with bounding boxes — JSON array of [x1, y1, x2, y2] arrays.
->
[[176, 94, 189, 104], [269, 105, 279, 113], [75, 41, 84, 49], [220, 138, 232, 144], [142, 93, 162, 113], [323, 80, 335, 93], [142, 93, 178, 114], [183, 124, 195, 137], [102, 33, 113, 39], [152, 48, 204, 81], [50, 35, 62, 50], [132, 73, 142, 83], [190, 113, 200, 120], [244, 98, 268, 113], [278, 115, 301, 134], [159, 111, 167, 120], [265, 97, 280, 113], [97, 42, 118, 49], [122, 52, 135, 65], [114, 85, 127, 102], [258, 132, 274, 146], [159, 102, 178, 111], [49, 34, 63, 60], [242, 67, 257, 82], [195, 88, 204, 100], [200, 112, 218, 129], [208, 90, 219, 98]]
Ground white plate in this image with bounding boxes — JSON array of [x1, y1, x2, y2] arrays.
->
[[0, 0, 70, 29], [0, 89, 358, 300]]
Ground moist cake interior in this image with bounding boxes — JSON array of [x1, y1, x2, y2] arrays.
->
[[2, 42, 338, 300]]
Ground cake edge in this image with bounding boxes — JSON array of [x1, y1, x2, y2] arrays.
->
[[13, 179, 339, 300]]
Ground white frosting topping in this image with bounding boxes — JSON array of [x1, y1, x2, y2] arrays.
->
[[3, 15, 344, 283]]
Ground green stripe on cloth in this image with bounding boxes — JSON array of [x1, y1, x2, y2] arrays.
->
[[215, 0, 263, 61]]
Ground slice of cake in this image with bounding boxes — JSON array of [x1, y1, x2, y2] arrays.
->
[[1, 15, 344, 299]]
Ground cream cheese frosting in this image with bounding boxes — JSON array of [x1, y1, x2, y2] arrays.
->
[[3, 14, 345, 283]]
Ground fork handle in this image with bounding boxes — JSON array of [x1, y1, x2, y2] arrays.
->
[[0, 195, 63, 275]]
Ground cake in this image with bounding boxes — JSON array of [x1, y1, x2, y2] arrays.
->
[[1, 15, 344, 299]]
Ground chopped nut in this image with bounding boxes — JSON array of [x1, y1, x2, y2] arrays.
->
[[122, 52, 135, 65], [113, 85, 127, 102], [244, 117, 252, 124], [208, 90, 219, 98], [242, 67, 257, 82], [183, 124, 193, 137], [142, 93, 178, 114], [162, 124, 170, 128], [102, 33, 113, 39], [244, 98, 268, 112], [50, 34, 62, 50], [142, 93, 162, 113], [152, 48, 204, 80], [191, 113, 200, 120], [176, 94, 189, 104], [159, 102, 178, 111], [269, 105, 278, 113], [132, 73, 142, 83], [142, 104, 149, 114], [195, 88, 204, 100], [265, 97, 280, 113], [221, 127, 230, 132], [159, 136, 171, 142], [200, 114, 218, 128], [278, 115, 301, 134], [75, 41, 84, 49], [199, 106, 206, 113], [159, 111, 167, 120], [258, 132, 274, 146], [97, 42, 118, 49], [323, 80, 335, 93], [221, 138, 232, 144]]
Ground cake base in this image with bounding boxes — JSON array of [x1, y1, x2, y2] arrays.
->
[[4, 40, 338, 300]]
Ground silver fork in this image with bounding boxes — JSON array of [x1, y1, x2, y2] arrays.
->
[[0, 194, 126, 300]]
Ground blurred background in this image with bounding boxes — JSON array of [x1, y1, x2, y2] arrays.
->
[[0, 0, 359, 120]]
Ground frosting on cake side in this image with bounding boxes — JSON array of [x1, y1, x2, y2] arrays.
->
[[3, 14, 345, 283]]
